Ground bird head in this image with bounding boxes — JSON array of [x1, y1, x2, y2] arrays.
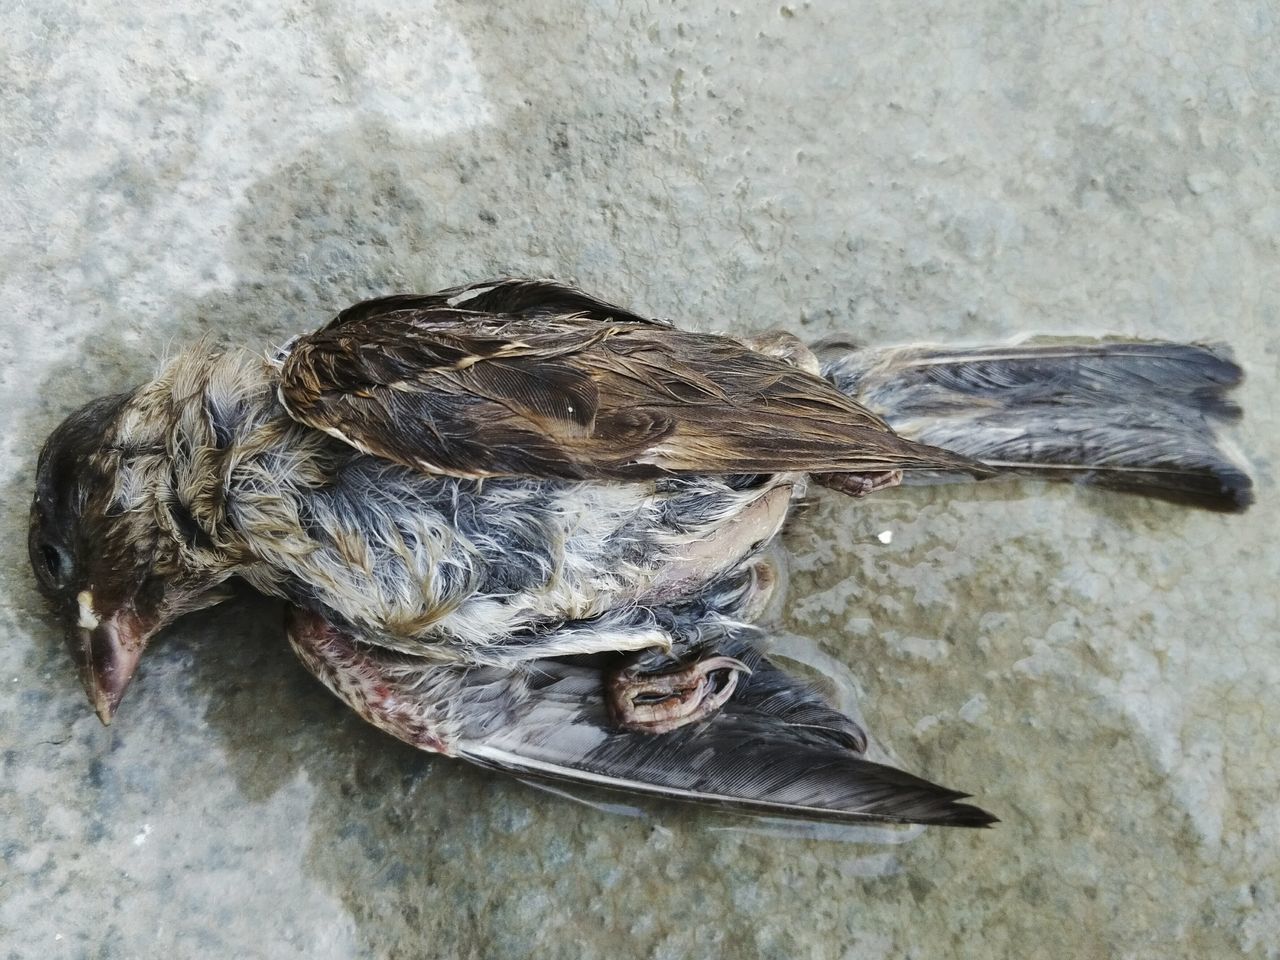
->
[[29, 390, 233, 724]]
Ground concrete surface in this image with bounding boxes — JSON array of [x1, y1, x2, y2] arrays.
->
[[3, 1, 1278, 958]]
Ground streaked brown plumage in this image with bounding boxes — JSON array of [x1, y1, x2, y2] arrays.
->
[[28, 277, 1251, 827], [278, 282, 986, 481]]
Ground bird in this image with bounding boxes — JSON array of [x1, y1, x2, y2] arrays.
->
[[28, 277, 1251, 827]]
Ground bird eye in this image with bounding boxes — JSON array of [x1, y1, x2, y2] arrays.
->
[[42, 545, 62, 579], [33, 541, 71, 592]]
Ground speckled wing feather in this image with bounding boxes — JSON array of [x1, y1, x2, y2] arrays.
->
[[460, 636, 995, 827], [287, 607, 996, 827], [279, 279, 986, 481]]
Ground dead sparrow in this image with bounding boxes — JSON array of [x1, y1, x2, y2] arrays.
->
[[28, 278, 1249, 825]]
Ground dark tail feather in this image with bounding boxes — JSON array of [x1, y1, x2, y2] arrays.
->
[[459, 626, 996, 828], [821, 338, 1253, 512]]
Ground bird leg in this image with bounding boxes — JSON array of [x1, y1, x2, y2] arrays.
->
[[607, 649, 752, 734], [813, 469, 903, 498]]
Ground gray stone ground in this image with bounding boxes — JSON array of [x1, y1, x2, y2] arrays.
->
[[3, 2, 1278, 957]]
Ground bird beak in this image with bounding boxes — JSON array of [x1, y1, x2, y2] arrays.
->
[[67, 592, 153, 725]]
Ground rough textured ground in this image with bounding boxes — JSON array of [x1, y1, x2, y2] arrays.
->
[[3, 2, 1278, 958]]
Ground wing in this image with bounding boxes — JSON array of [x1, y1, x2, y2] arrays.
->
[[316, 277, 668, 333], [286, 607, 996, 827], [279, 279, 986, 481]]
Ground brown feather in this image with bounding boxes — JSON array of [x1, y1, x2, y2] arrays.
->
[[280, 282, 990, 483]]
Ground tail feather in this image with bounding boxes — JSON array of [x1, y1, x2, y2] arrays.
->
[[822, 338, 1252, 512]]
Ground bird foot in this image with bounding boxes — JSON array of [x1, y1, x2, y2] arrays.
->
[[607, 654, 752, 734], [813, 469, 903, 498]]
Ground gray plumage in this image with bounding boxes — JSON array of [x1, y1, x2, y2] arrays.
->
[[824, 338, 1251, 510]]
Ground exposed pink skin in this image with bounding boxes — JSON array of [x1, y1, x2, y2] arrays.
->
[[285, 607, 453, 755], [607, 655, 752, 734]]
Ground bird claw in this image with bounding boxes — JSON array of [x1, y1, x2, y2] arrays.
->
[[607, 654, 752, 734], [813, 469, 903, 498]]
